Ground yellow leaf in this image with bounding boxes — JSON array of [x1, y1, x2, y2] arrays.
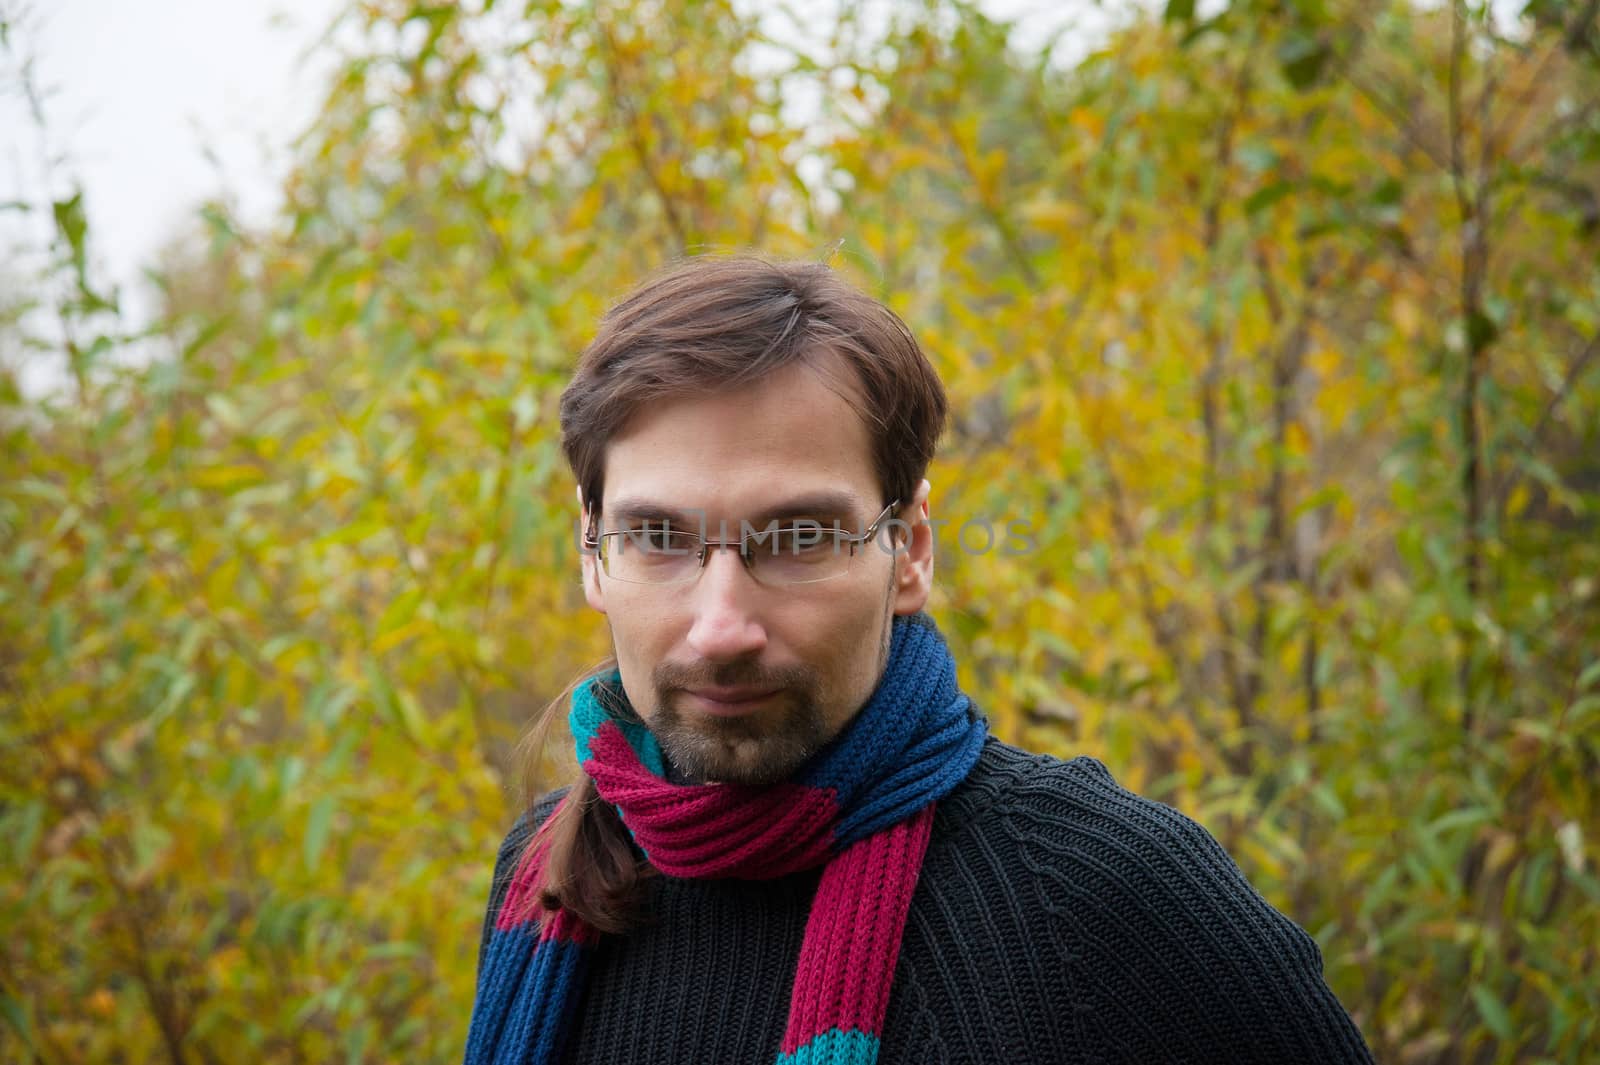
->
[[192, 464, 264, 489]]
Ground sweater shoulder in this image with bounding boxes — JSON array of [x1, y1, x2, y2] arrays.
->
[[496, 785, 568, 861], [979, 741, 1290, 929], [948, 740, 1333, 1003], [957, 742, 1376, 1062], [938, 735, 1123, 828], [967, 737, 1245, 872]]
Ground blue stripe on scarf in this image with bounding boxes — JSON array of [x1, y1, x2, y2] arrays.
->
[[802, 613, 984, 845], [463, 924, 536, 1065], [477, 930, 588, 1065]]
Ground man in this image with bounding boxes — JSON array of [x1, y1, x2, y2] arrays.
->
[[464, 257, 1375, 1064]]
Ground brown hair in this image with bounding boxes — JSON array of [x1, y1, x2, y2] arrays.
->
[[509, 255, 948, 933]]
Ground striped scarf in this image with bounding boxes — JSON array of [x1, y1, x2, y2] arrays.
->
[[464, 611, 987, 1065]]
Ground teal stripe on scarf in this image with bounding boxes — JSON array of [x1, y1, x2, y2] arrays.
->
[[571, 670, 664, 777], [775, 1028, 879, 1065]]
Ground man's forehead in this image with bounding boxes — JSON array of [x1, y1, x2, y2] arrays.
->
[[604, 356, 874, 457], [594, 357, 882, 522]]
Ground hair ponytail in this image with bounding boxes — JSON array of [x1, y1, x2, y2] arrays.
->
[[506, 659, 655, 934]]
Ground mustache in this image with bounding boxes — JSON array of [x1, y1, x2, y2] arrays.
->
[[652, 661, 816, 693]]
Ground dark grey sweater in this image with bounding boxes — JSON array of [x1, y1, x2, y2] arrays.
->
[[475, 736, 1376, 1064]]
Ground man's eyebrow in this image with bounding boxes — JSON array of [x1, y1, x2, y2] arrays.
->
[[605, 491, 867, 526]]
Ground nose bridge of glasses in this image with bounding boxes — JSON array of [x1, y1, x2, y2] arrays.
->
[[703, 525, 812, 584], [692, 534, 765, 599], [699, 533, 753, 566]]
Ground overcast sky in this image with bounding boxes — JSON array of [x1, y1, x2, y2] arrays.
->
[[0, 0, 1093, 395], [2, 0, 342, 302]]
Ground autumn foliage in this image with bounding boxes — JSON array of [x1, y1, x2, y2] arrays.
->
[[2, 0, 1598, 1062]]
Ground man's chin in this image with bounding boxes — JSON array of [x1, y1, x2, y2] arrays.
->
[[656, 719, 817, 786], [650, 690, 828, 785]]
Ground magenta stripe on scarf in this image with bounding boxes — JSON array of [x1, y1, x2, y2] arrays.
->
[[780, 803, 936, 1053], [494, 799, 599, 946], [584, 720, 839, 878], [494, 825, 550, 933]]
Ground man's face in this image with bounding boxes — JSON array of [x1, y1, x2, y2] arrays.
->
[[579, 355, 933, 785]]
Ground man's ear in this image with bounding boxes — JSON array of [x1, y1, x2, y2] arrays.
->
[[892, 478, 934, 616], [578, 485, 607, 614]]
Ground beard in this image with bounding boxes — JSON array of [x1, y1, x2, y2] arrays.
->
[[626, 558, 900, 787], [647, 667, 828, 786]]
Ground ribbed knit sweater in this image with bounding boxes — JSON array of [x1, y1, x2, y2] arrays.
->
[[476, 736, 1376, 1064]]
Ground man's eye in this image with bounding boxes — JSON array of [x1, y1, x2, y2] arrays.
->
[[624, 524, 678, 549], [766, 526, 835, 554]]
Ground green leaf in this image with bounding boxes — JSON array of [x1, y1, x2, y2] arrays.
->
[[205, 393, 246, 431], [366, 940, 425, 960], [1466, 308, 1499, 351], [1245, 180, 1297, 215], [364, 657, 426, 745], [1372, 176, 1405, 206], [1470, 984, 1514, 1042], [5, 800, 47, 861], [130, 818, 174, 881], [1428, 806, 1494, 836], [1236, 141, 1279, 175], [1310, 783, 1347, 820], [261, 634, 301, 662], [47, 606, 69, 659], [309, 682, 359, 727], [1164, 0, 1196, 22], [181, 313, 233, 361], [1278, 33, 1330, 90], [152, 671, 197, 726], [51, 191, 88, 271], [305, 796, 335, 872], [8, 478, 68, 502], [0, 992, 29, 1038], [345, 1018, 372, 1065]]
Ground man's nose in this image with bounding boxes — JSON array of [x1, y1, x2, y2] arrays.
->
[[685, 544, 768, 663]]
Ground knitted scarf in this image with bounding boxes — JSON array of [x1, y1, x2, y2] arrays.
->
[[463, 610, 987, 1065]]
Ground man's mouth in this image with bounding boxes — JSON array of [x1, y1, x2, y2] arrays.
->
[[683, 687, 781, 717]]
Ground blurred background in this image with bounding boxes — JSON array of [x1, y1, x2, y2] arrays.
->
[[2, 0, 1597, 1061]]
